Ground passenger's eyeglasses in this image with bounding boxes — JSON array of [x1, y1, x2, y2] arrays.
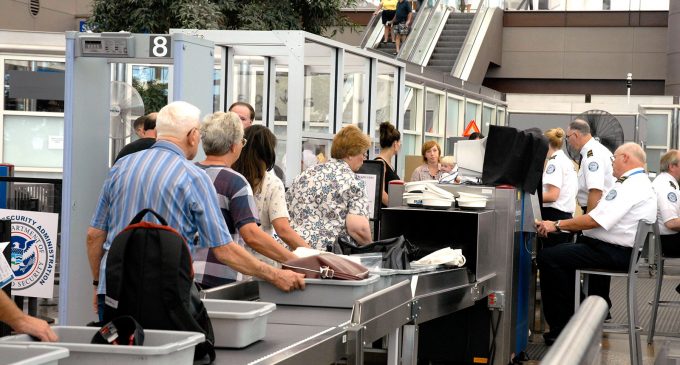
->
[[566, 132, 576, 139], [610, 154, 624, 162], [241, 137, 248, 147]]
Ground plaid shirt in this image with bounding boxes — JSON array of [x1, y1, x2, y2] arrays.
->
[[90, 141, 233, 295], [192, 165, 260, 288]]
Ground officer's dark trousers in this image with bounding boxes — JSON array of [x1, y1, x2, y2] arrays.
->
[[537, 236, 631, 335], [539, 207, 574, 248], [661, 232, 680, 257]]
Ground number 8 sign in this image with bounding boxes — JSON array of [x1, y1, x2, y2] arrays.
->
[[149, 35, 172, 58]]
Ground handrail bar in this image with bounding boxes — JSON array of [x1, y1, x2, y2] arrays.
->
[[541, 296, 608, 365], [399, 0, 443, 60]]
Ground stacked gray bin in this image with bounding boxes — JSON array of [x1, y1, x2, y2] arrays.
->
[[0, 344, 69, 365]]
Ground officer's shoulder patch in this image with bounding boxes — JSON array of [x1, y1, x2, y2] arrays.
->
[[588, 161, 599, 172], [670, 181, 677, 190], [546, 164, 556, 174], [668, 192, 678, 203], [587, 150, 594, 158], [605, 189, 617, 201]]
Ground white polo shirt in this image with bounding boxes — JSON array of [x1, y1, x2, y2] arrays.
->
[[586, 168, 657, 248], [652, 172, 680, 236], [542, 149, 577, 214], [577, 138, 615, 207]]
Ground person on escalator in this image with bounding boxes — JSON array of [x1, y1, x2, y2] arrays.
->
[[391, 0, 413, 55], [374, 0, 398, 44]]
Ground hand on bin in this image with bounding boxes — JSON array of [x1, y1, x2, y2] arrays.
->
[[272, 269, 306, 292]]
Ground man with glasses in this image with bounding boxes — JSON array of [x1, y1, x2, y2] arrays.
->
[[535, 142, 656, 345], [566, 119, 615, 213], [652, 150, 680, 293], [193, 111, 299, 288], [87, 102, 304, 321]]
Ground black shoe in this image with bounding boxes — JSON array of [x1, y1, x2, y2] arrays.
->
[[676, 283, 680, 295], [543, 332, 558, 346], [605, 311, 612, 322]]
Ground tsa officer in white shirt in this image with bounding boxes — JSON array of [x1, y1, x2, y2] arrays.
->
[[565, 119, 615, 213], [652, 150, 680, 258], [541, 128, 578, 247], [535, 142, 656, 345]]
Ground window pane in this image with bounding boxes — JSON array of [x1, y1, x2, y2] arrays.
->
[[4, 60, 65, 112], [376, 62, 396, 130], [445, 97, 461, 155], [425, 91, 442, 135], [398, 133, 419, 179], [645, 148, 663, 173], [482, 105, 494, 136], [131, 65, 169, 114], [4, 115, 63, 168], [343, 53, 369, 130], [464, 102, 479, 134], [232, 56, 265, 124], [404, 87, 419, 131], [646, 114, 669, 147], [303, 42, 333, 133]]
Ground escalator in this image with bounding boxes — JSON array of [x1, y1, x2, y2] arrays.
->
[[360, 1, 503, 84], [427, 12, 475, 73]]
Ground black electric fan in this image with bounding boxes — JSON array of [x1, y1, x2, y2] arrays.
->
[[566, 109, 624, 161]]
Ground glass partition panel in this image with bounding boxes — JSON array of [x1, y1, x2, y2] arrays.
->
[[398, 86, 423, 179], [498, 107, 506, 126], [273, 65, 289, 175], [445, 96, 462, 155], [232, 56, 265, 124], [343, 52, 370, 130], [4, 115, 63, 168], [4, 59, 65, 112], [399, 132, 419, 180], [304, 41, 334, 134], [376, 62, 397, 138], [482, 104, 495, 136], [646, 113, 670, 147], [464, 100, 480, 135], [130, 64, 170, 116], [425, 91, 444, 135], [646, 148, 663, 174]]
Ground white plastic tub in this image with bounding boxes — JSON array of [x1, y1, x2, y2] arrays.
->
[[0, 326, 204, 365], [202, 299, 275, 348], [0, 344, 69, 365], [258, 275, 380, 308]]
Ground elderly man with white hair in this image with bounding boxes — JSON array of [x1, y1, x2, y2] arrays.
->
[[87, 101, 305, 321], [535, 142, 657, 345]]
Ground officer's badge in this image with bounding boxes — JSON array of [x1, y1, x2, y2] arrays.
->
[[588, 161, 599, 172], [605, 190, 617, 201]]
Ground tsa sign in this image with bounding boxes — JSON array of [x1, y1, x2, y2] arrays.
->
[[0, 209, 58, 298]]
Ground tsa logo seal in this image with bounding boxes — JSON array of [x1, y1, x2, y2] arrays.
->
[[588, 162, 599, 172], [669, 192, 678, 203], [605, 190, 617, 201], [546, 164, 556, 174], [9, 219, 55, 292]]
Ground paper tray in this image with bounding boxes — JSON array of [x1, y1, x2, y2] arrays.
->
[[0, 344, 69, 365], [0, 326, 204, 365], [203, 299, 275, 348], [258, 275, 379, 308]]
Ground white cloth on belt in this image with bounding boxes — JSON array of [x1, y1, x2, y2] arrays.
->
[[412, 247, 466, 267]]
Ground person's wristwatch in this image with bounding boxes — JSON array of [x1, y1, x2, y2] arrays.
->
[[554, 220, 562, 232]]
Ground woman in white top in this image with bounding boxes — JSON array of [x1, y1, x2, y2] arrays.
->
[[541, 127, 578, 247], [232, 125, 310, 259]]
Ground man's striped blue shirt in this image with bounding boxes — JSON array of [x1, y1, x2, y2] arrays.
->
[[90, 140, 233, 294]]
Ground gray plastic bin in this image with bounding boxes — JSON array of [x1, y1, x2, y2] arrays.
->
[[0, 344, 69, 365], [0, 326, 203, 365], [203, 299, 275, 348], [258, 275, 380, 308]]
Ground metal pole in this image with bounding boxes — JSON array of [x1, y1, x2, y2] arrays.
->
[[0, 219, 12, 336]]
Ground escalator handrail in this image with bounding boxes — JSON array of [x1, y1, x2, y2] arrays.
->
[[400, 0, 444, 61], [359, 9, 384, 49], [452, 0, 490, 77]]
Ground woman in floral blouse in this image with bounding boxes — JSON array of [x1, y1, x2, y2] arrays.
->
[[410, 140, 443, 181], [286, 125, 372, 251]]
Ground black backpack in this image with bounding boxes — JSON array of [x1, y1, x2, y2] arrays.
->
[[104, 209, 216, 363]]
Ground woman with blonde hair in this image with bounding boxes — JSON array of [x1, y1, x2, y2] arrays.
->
[[541, 127, 578, 247], [411, 140, 443, 181], [286, 125, 372, 250]]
